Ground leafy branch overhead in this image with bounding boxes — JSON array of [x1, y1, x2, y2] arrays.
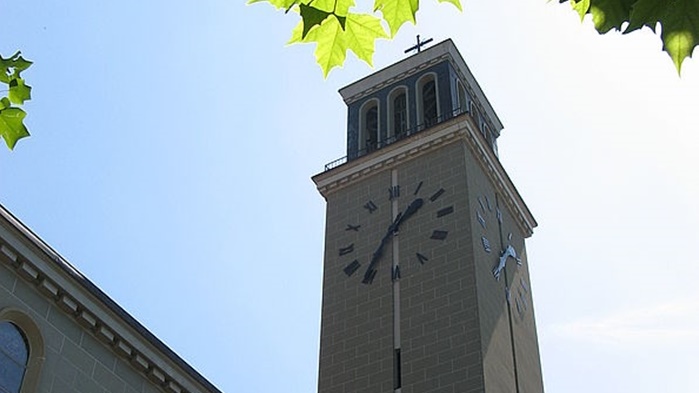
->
[[252, 0, 697, 76], [562, 0, 699, 73], [0, 52, 32, 150], [249, 0, 462, 76]]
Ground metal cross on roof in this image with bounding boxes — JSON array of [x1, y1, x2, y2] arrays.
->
[[404, 35, 434, 54]]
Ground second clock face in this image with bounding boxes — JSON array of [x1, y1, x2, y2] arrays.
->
[[476, 192, 530, 320], [337, 178, 454, 284]]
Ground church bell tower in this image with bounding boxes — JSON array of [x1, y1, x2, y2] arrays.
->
[[312, 39, 544, 393]]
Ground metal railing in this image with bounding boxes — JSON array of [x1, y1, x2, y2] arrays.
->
[[323, 107, 473, 172]]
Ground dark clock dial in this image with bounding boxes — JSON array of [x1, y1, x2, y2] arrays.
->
[[338, 179, 453, 284]]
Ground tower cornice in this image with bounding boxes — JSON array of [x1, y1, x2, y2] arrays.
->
[[312, 114, 537, 237]]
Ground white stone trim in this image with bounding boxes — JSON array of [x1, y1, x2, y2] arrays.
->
[[415, 72, 440, 127], [387, 85, 410, 139], [313, 114, 536, 237]]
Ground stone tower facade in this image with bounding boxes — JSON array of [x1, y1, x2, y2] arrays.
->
[[313, 39, 544, 393]]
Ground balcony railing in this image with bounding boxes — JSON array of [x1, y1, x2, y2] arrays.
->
[[323, 107, 474, 172]]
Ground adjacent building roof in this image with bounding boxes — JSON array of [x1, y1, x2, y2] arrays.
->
[[0, 204, 222, 393]]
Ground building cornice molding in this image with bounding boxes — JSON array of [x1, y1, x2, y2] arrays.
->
[[340, 55, 448, 105], [312, 115, 536, 237], [0, 206, 221, 393]]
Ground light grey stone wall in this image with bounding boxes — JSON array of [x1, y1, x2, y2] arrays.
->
[[397, 141, 484, 393], [317, 136, 544, 392], [318, 169, 394, 393], [464, 142, 544, 393], [1, 262, 160, 393]]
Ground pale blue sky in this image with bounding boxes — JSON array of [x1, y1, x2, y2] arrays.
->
[[2, 1, 698, 392]]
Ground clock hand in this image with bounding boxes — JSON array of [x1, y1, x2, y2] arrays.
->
[[492, 244, 522, 280], [362, 230, 393, 283], [362, 198, 425, 284], [394, 198, 423, 230]]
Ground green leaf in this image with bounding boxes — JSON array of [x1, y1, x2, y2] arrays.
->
[[0, 51, 33, 84], [290, 12, 388, 77], [374, 0, 419, 36], [296, 0, 354, 15], [438, 0, 462, 12], [571, 0, 591, 20], [300, 4, 333, 38], [626, 0, 664, 32], [0, 107, 29, 150], [246, 0, 300, 10], [561, 0, 698, 74], [11, 55, 32, 73], [344, 13, 388, 65], [589, 0, 636, 33], [0, 97, 11, 111], [656, 0, 699, 73], [628, 0, 699, 73], [8, 77, 31, 105]]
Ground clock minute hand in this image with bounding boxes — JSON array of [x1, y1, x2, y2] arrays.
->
[[362, 198, 425, 284], [362, 226, 394, 284]]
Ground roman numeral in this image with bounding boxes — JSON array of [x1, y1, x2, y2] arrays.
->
[[478, 196, 486, 212], [338, 244, 354, 256], [343, 260, 361, 277], [497, 207, 502, 223], [519, 290, 528, 309], [520, 277, 528, 293], [364, 200, 378, 213], [477, 211, 486, 229], [430, 230, 448, 240], [388, 185, 400, 200], [481, 236, 491, 253], [416, 252, 429, 265], [436, 206, 454, 217], [429, 188, 445, 202], [391, 265, 401, 281], [413, 181, 423, 196], [345, 224, 361, 232], [485, 195, 492, 211]]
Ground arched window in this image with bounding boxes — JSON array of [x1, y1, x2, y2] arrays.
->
[[457, 81, 467, 115], [470, 102, 479, 124], [0, 309, 44, 393], [417, 74, 439, 129], [388, 88, 408, 140], [0, 321, 29, 393], [365, 105, 378, 152], [482, 123, 499, 156], [359, 100, 380, 154]]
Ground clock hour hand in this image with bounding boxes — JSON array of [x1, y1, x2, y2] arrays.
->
[[492, 244, 522, 280], [393, 198, 424, 231], [362, 198, 425, 284]]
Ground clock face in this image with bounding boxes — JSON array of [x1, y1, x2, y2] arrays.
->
[[476, 192, 529, 320], [337, 179, 453, 284]]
